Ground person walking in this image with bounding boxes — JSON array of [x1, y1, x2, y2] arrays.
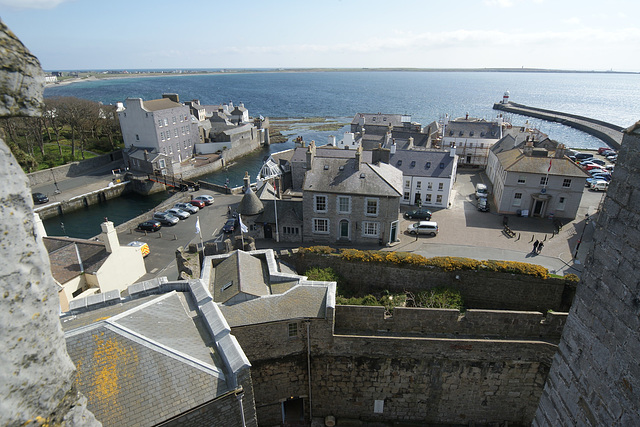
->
[[537, 242, 544, 254], [533, 240, 539, 253]]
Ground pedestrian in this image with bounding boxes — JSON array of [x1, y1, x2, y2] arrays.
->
[[227, 205, 232, 215], [537, 242, 544, 254], [533, 240, 539, 253]]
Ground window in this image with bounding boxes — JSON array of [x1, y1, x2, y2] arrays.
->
[[166, 130, 170, 140], [426, 162, 431, 168], [222, 281, 233, 291], [135, 134, 139, 141], [424, 194, 432, 202], [438, 183, 444, 191], [436, 195, 443, 204], [427, 182, 433, 190], [158, 119, 163, 127], [416, 181, 421, 189], [160, 131, 165, 141], [337, 196, 351, 214], [184, 114, 188, 121], [562, 179, 572, 188], [362, 221, 379, 237], [314, 195, 327, 213], [557, 197, 566, 211], [440, 163, 445, 169], [513, 192, 522, 207], [283, 226, 299, 235], [410, 161, 416, 167], [163, 118, 168, 126], [158, 159, 166, 168], [365, 198, 379, 216], [313, 218, 329, 234], [403, 192, 410, 201], [405, 180, 410, 188], [540, 176, 549, 186], [174, 128, 178, 137], [172, 116, 176, 124], [518, 176, 526, 184], [288, 323, 298, 337]]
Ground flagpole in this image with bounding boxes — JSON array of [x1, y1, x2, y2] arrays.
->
[[239, 214, 245, 249], [273, 180, 280, 243], [195, 217, 204, 254]]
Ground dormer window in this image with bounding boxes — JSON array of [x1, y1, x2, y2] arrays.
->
[[459, 131, 463, 136], [470, 131, 474, 136], [425, 162, 431, 168], [410, 161, 416, 167], [324, 165, 329, 170], [397, 160, 402, 166], [440, 163, 445, 169], [449, 130, 454, 136]]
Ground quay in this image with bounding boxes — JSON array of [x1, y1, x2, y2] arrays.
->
[[493, 101, 624, 149]]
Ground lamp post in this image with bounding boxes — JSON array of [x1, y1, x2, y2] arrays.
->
[[574, 213, 590, 260]]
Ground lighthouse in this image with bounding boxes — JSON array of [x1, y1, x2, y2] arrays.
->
[[502, 90, 510, 104]]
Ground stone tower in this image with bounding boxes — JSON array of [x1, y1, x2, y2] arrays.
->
[[534, 123, 640, 424]]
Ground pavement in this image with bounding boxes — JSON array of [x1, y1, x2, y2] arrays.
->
[[32, 167, 602, 281]]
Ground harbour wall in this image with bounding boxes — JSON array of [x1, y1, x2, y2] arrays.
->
[[27, 151, 124, 187], [34, 181, 130, 220], [493, 102, 624, 149]]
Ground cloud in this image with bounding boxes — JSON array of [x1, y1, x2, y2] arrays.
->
[[563, 17, 581, 25], [0, 0, 72, 9]]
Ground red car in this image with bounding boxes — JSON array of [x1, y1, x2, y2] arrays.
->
[[598, 147, 613, 155], [189, 199, 205, 208]]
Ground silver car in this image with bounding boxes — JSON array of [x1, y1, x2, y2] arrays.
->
[[407, 221, 439, 236], [152, 212, 179, 225], [166, 208, 190, 219], [174, 202, 199, 214]]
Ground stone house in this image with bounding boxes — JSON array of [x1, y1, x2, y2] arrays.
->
[[117, 94, 199, 174], [39, 219, 146, 312], [390, 147, 458, 208], [350, 112, 440, 151], [486, 141, 588, 218], [441, 115, 503, 166]]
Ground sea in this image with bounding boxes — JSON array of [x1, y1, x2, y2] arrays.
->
[[42, 70, 640, 237]]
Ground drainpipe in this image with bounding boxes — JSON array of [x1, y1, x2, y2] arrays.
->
[[306, 320, 313, 422], [237, 391, 246, 427]]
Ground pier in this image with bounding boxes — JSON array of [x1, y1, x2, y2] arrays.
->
[[493, 101, 624, 149]]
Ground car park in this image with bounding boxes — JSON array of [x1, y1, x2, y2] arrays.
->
[[32, 192, 49, 204], [575, 152, 594, 160], [193, 195, 214, 205], [152, 212, 179, 225], [404, 208, 433, 220], [475, 183, 488, 199], [166, 208, 190, 219], [477, 197, 490, 212], [127, 241, 150, 257], [189, 199, 206, 208], [407, 221, 439, 236], [137, 220, 162, 232], [222, 218, 239, 233], [174, 202, 199, 214]]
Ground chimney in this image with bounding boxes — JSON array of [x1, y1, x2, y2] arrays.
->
[[354, 146, 362, 170], [242, 171, 252, 192], [523, 140, 534, 156], [408, 136, 414, 149], [328, 135, 336, 146], [306, 141, 316, 170], [465, 112, 469, 120], [143, 149, 149, 162], [390, 139, 397, 154], [372, 144, 390, 164], [162, 93, 179, 103], [555, 143, 567, 159], [450, 147, 457, 158], [99, 220, 120, 254]]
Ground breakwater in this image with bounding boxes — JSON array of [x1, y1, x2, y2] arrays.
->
[[493, 101, 624, 149]]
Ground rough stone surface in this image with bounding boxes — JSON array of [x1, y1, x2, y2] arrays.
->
[[534, 124, 640, 425], [0, 21, 100, 427], [0, 19, 44, 117]]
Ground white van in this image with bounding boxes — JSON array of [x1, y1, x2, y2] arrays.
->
[[475, 183, 488, 199], [590, 180, 609, 192], [407, 221, 439, 236]]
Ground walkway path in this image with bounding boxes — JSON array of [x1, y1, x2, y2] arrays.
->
[[494, 101, 624, 149]]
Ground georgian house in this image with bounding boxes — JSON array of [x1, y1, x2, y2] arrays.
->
[[486, 142, 588, 219], [390, 147, 458, 208], [441, 115, 503, 166], [302, 145, 403, 245]]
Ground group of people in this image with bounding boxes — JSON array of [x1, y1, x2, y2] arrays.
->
[[533, 240, 544, 254]]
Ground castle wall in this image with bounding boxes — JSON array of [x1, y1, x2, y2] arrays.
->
[[534, 126, 640, 424], [284, 253, 575, 312]]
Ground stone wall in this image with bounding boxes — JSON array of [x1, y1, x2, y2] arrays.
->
[[27, 151, 124, 187], [284, 253, 575, 312], [335, 305, 567, 340], [34, 180, 129, 219], [534, 124, 640, 424]]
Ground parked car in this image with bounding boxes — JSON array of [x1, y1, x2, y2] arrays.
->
[[193, 195, 214, 205], [152, 212, 179, 225], [585, 164, 605, 171], [222, 218, 239, 233], [404, 208, 432, 220], [407, 221, 439, 236], [575, 152, 594, 160], [477, 197, 490, 212], [189, 199, 206, 208], [32, 192, 49, 204], [127, 241, 150, 257], [590, 180, 609, 192], [605, 151, 617, 159], [137, 220, 162, 232], [475, 183, 488, 199], [174, 202, 199, 214], [579, 159, 597, 166], [589, 158, 606, 166], [598, 147, 614, 155], [587, 168, 607, 175], [586, 176, 611, 187], [166, 208, 190, 219]]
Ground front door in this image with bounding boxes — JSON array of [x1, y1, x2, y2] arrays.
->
[[390, 221, 398, 243], [533, 200, 544, 217], [282, 397, 305, 426], [339, 219, 349, 239], [264, 224, 272, 239]]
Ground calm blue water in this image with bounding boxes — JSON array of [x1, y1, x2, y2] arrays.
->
[[43, 71, 639, 237]]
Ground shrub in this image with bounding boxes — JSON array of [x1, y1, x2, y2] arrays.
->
[[298, 246, 335, 254], [304, 267, 340, 282], [564, 273, 580, 282], [411, 287, 464, 310]]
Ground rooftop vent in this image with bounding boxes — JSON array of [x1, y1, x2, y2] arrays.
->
[[440, 163, 445, 169], [324, 165, 329, 170], [360, 173, 365, 179], [339, 165, 344, 171]]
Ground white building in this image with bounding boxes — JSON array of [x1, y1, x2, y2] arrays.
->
[[442, 115, 503, 166]]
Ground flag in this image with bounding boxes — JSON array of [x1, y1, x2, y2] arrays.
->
[[548, 158, 552, 172], [195, 217, 201, 235], [239, 214, 248, 233]]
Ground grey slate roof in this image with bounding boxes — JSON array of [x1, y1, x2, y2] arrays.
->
[[389, 149, 455, 178], [64, 291, 229, 427], [445, 118, 500, 138], [142, 98, 182, 112], [43, 236, 109, 284], [290, 145, 373, 164], [238, 187, 264, 215], [303, 157, 402, 197], [219, 283, 330, 327], [496, 149, 589, 177], [213, 251, 269, 303], [351, 113, 405, 128]]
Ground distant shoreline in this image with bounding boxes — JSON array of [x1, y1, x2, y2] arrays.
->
[[47, 67, 639, 87]]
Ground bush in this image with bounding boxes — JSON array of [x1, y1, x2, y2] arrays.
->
[[298, 246, 336, 254], [564, 273, 580, 282], [304, 267, 340, 282], [411, 287, 464, 310]]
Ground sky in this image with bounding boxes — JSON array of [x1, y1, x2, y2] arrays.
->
[[1, 0, 639, 72]]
